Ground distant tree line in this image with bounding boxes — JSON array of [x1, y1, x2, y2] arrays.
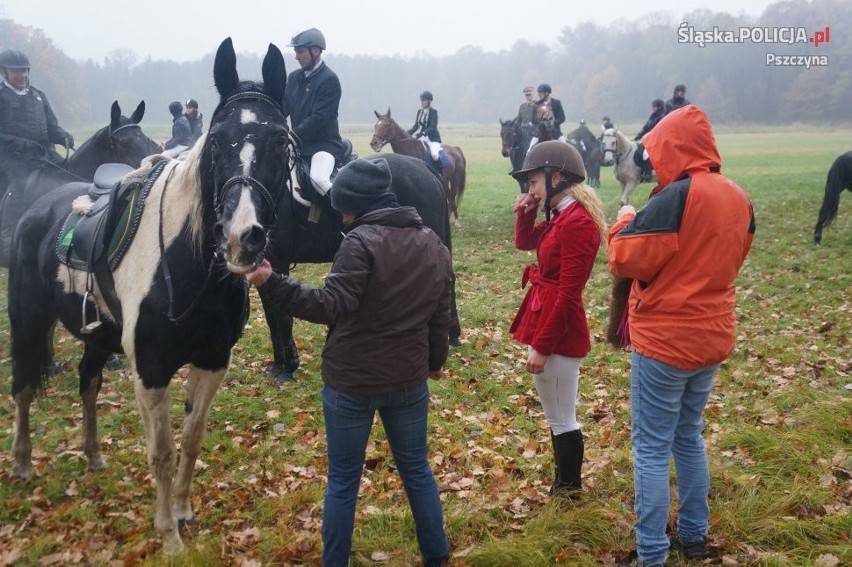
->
[[1, 0, 849, 129]]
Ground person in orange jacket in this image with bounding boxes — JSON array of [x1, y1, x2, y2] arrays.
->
[[608, 105, 755, 566], [510, 141, 608, 498]]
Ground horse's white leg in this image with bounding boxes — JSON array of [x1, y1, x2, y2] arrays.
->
[[172, 364, 226, 524], [81, 372, 107, 472], [621, 180, 638, 206], [11, 385, 36, 479], [134, 377, 183, 555]]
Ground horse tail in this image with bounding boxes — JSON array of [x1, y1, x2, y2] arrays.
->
[[9, 217, 56, 396], [815, 160, 844, 232]]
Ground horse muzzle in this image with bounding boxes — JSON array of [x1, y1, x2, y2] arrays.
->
[[215, 221, 268, 274]]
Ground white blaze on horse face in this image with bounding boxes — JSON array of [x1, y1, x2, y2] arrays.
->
[[226, 186, 260, 261], [239, 142, 256, 177], [240, 108, 258, 125]]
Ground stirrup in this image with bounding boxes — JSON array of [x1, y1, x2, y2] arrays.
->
[[80, 291, 102, 334]]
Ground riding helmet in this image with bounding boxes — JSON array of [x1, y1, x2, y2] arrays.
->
[[419, 90, 433, 101], [512, 140, 586, 182], [652, 99, 664, 109], [288, 28, 326, 50], [0, 49, 30, 69], [537, 83, 552, 94], [169, 101, 183, 117], [674, 84, 687, 93], [185, 98, 199, 108]]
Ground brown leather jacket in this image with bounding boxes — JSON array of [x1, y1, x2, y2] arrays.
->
[[263, 206, 453, 394]]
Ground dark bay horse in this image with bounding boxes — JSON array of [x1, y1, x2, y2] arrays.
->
[[370, 109, 467, 226], [9, 38, 291, 555], [566, 125, 603, 188], [0, 101, 158, 266], [813, 150, 852, 244], [260, 152, 461, 382], [500, 117, 534, 193]]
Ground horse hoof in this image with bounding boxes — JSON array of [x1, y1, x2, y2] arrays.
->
[[162, 532, 186, 556], [11, 465, 34, 480], [87, 458, 107, 472], [267, 364, 295, 384], [105, 354, 124, 370], [449, 336, 462, 348]]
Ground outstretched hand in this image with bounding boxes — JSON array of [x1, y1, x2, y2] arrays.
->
[[245, 259, 274, 287]]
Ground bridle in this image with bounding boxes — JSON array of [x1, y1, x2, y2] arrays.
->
[[210, 90, 292, 226]]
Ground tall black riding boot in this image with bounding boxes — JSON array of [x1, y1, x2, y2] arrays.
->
[[551, 429, 584, 497]]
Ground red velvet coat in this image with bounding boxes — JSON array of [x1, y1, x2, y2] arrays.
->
[[510, 199, 600, 357]]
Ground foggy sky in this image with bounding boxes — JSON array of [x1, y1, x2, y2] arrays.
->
[[0, 0, 774, 63]]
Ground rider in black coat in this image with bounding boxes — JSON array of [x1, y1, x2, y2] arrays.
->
[[284, 28, 345, 198]]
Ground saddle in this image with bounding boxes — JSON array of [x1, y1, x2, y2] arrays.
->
[[294, 138, 358, 210], [58, 161, 165, 272]]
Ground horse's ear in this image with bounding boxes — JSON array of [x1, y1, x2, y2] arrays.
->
[[214, 37, 240, 99], [499, 118, 504, 125], [374, 110, 381, 119], [130, 101, 145, 124], [262, 43, 287, 107], [386, 108, 391, 118], [110, 101, 121, 130]]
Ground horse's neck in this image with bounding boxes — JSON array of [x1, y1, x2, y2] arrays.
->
[[154, 159, 206, 254], [616, 132, 634, 157]]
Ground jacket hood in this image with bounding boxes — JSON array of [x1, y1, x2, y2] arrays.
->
[[642, 105, 721, 187], [345, 206, 424, 232]]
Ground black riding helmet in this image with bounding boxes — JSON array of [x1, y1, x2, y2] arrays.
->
[[512, 141, 586, 221], [537, 83, 552, 94], [288, 28, 326, 50], [169, 101, 183, 117], [0, 49, 30, 69], [420, 90, 433, 101], [186, 98, 199, 108]]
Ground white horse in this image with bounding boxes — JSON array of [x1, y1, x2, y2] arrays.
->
[[602, 128, 655, 205]]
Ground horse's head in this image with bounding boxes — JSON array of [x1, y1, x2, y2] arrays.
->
[[202, 37, 291, 274], [601, 128, 618, 165], [370, 108, 397, 152], [105, 101, 159, 164], [536, 105, 555, 138], [68, 101, 159, 177], [500, 118, 517, 157]]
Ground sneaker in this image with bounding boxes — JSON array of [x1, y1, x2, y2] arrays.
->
[[671, 535, 710, 559]]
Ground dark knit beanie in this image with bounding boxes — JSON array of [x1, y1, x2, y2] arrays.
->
[[169, 101, 183, 117], [330, 158, 392, 214]]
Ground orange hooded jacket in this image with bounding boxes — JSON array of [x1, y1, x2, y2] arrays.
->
[[608, 105, 755, 370]]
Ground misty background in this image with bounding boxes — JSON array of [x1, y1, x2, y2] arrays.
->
[[1, 0, 849, 131]]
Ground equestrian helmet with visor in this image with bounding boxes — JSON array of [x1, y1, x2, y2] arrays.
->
[[420, 90, 433, 101], [512, 140, 586, 182], [674, 84, 686, 93], [537, 83, 552, 94], [288, 28, 326, 50], [0, 49, 30, 69], [185, 98, 199, 108]]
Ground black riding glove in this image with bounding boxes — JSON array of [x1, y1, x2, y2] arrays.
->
[[63, 134, 75, 149]]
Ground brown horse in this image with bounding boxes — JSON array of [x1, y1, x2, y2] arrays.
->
[[370, 108, 467, 225]]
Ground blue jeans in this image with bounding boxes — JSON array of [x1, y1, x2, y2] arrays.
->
[[631, 352, 718, 566], [321, 383, 449, 567]]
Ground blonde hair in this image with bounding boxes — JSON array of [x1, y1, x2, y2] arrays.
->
[[565, 182, 608, 247]]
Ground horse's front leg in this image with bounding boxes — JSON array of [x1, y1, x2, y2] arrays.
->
[[11, 385, 36, 479], [172, 364, 226, 525], [621, 180, 638, 206], [134, 377, 182, 555], [259, 286, 300, 382]]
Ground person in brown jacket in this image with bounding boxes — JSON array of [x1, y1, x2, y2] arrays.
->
[[245, 157, 452, 567]]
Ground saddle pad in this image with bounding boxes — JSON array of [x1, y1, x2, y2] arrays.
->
[[56, 161, 166, 271]]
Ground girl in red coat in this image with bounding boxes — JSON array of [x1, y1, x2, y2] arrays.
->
[[510, 141, 607, 496]]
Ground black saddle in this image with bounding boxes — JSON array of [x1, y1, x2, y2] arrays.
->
[[633, 143, 651, 169], [70, 163, 136, 270]]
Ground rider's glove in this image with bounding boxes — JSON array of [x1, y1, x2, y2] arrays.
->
[[63, 134, 75, 149]]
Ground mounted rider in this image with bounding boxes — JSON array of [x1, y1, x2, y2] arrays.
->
[[0, 48, 75, 193], [634, 99, 665, 181], [408, 89, 445, 170], [184, 98, 203, 144], [664, 84, 691, 115], [284, 27, 346, 200]]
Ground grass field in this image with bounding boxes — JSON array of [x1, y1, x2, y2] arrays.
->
[[0, 124, 849, 566]]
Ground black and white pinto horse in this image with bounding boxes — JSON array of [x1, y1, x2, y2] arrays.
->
[[813, 150, 852, 244], [9, 38, 291, 555], [0, 101, 158, 266], [601, 128, 653, 205], [259, 152, 461, 382], [500, 118, 535, 193]]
